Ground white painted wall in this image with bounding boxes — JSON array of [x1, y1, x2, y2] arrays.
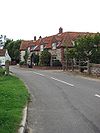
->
[[0, 50, 11, 66], [0, 56, 5, 66], [5, 50, 11, 61], [20, 51, 25, 61]]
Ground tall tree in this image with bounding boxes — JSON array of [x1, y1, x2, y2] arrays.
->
[[74, 33, 100, 63], [4, 39, 21, 63]]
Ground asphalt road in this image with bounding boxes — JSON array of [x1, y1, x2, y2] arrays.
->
[[10, 66, 100, 133]]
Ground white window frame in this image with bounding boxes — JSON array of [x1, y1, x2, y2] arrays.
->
[[52, 43, 56, 50], [40, 45, 44, 51]]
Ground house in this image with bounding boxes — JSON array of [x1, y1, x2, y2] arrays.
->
[[20, 40, 34, 61], [20, 28, 91, 66], [0, 49, 11, 67]]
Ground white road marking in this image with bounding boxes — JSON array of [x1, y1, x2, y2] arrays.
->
[[32, 71, 74, 87], [33, 71, 45, 77], [95, 94, 100, 98], [50, 77, 74, 87]]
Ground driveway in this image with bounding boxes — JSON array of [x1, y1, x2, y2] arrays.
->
[[10, 66, 100, 133]]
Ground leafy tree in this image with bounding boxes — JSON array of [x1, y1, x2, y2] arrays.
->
[[74, 33, 100, 63], [65, 48, 77, 60], [4, 39, 21, 63], [32, 53, 39, 66], [39, 50, 51, 66], [75, 35, 94, 61]]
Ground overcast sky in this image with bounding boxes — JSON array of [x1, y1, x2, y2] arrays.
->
[[0, 0, 100, 40]]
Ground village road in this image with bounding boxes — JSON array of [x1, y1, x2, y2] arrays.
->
[[10, 66, 100, 133]]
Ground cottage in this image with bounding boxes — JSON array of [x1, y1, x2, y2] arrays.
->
[[20, 28, 90, 66], [0, 49, 11, 67]]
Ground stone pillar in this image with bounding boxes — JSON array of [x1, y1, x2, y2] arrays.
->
[[5, 60, 9, 75], [87, 60, 91, 75]]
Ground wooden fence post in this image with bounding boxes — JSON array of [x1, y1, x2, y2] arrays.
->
[[5, 60, 9, 75], [87, 60, 91, 75]]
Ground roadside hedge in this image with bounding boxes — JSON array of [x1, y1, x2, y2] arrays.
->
[[0, 67, 5, 76]]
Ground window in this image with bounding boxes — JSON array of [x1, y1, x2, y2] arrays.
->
[[72, 41, 75, 46], [52, 55, 57, 60], [52, 43, 56, 50], [40, 45, 43, 51]]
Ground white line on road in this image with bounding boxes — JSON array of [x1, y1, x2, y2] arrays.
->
[[33, 71, 45, 77], [50, 77, 74, 87], [95, 94, 100, 98], [32, 71, 74, 87]]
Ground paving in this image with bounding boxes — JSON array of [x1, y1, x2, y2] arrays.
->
[[10, 66, 100, 133]]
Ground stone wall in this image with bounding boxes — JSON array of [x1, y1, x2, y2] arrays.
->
[[91, 64, 100, 76], [49, 48, 61, 61]]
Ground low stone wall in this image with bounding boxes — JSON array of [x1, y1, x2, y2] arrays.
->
[[91, 64, 100, 77]]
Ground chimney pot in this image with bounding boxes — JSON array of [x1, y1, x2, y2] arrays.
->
[[34, 36, 36, 41], [39, 36, 42, 39], [59, 27, 63, 34]]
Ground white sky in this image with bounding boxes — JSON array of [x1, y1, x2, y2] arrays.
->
[[0, 0, 100, 40]]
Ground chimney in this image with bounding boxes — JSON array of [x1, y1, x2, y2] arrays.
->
[[34, 36, 36, 41], [39, 36, 42, 39], [59, 27, 63, 34]]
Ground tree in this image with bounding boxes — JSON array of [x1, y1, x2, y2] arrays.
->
[[75, 33, 100, 63], [75, 34, 94, 61], [32, 53, 39, 66], [65, 48, 77, 60], [4, 39, 21, 63], [39, 50, 51, 66]]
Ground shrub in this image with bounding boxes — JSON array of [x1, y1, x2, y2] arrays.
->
[[39, 50, 51, 66], [19, 61, 25, 66], [0, 67, 5, 76], [52, 60, 62, 67]]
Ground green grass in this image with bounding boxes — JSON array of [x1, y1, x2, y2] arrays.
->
[[0, 75, 29, 133]]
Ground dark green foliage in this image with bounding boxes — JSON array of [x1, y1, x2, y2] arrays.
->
[[32, 53, 39, 65], [64, 33, 100, 64], [4, 39, 21, 63], [75, 35, 94, 60], [65, 48, 77, 60], [0, 67, 5, 76], [40, 50, 51, 66], [52, 60, 62, 67], [75, 34, 100, 63], [19, 61, 25, 65]]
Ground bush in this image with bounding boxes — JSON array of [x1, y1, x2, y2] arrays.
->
[[39, 50, 51, 66], [52, 60, 62, 67], [19, 61, 25, 66], [0, 67, 5, 76]]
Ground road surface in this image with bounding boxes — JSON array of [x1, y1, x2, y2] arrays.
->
[[10, 66, 100, 133]]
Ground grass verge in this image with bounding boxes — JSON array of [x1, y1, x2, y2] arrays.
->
[[0, 75, 29, 133]]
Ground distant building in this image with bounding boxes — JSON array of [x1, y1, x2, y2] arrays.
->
[[20, 28, 93, 65], [0, 49, 11, 66]]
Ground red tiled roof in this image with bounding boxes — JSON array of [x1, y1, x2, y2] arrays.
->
[[0, 49, 6, 56], [20, 32, 93, 51], [20, 40, 34, 51]]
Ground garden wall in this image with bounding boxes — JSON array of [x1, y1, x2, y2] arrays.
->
[[91, 64, 100, 77]]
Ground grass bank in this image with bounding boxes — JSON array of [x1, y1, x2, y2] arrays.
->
[[0, 75, 29, 133]]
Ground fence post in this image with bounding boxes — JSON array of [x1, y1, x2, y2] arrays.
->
[[66, 60, 68, 70], [87, 60, 91, 75], [71, 59, 74, 71], [5, 60, 9, 75]]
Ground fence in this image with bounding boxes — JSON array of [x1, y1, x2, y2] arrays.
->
[[62, 60, 100, 76]]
